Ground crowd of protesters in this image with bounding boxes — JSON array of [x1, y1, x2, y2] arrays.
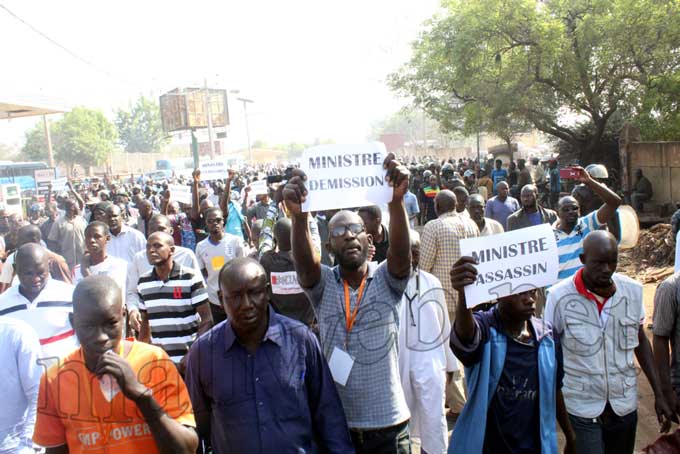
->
[[0, 151, 677, 454]]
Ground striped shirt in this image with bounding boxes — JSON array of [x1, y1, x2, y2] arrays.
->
[[137, 261, 209, 363], [553, 211, 601, 280], [0, 279, 77, 361]]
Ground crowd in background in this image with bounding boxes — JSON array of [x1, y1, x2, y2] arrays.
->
[[0, 152, 678, 454]]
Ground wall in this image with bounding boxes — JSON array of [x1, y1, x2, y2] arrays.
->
[[624, 141, 680, 205]]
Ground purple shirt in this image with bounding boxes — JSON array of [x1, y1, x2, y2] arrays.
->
[[484, 196, 520, 229], [185, 307, 354, 454]]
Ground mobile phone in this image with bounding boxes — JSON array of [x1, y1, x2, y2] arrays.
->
[[559, 167, 580, 179]]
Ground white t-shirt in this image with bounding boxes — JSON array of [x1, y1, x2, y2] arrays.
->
[[73, 255, 128, 304], [0, 279, 78, 361], [107, 226, 146, 263], [195, 234, 245, 304]]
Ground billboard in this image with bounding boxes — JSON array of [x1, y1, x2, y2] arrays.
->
[[159, 88, 229, 132]]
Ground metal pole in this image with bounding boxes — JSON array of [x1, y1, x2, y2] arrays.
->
[[476, 130, 481, 165], [43, 115, 54, 168], [244, 100, 252, 164], [204, 78, 215, 159]]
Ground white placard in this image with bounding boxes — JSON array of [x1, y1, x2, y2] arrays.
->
[[168, 184, 192, 205], [199, 160, 229, 181], [34, 168, 56, 195], [249, 179, 268, 196], [459, 223, 559, 307], [300, 143, 392, 212], [52, 177, 68, 193]]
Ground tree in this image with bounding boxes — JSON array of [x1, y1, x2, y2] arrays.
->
[[55, 107, 117, 175], [635, 72, 680, 141], [115, 96, 169, 153], [20, 122, 51, 161], [389, 0, 680, 162]]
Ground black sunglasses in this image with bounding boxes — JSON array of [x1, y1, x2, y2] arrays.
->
[[330, 223, 365, 238]]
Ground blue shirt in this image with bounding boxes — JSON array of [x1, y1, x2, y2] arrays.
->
[[526, 210, 542, 226], [404, 191, 420, 228], [554, 211, 601, 280], [453, 307, 563, 454], [491, 169, 508, 193], [226, 200, 245, 239], [185, 307, 354, 454], [484, 196, 520, 230]]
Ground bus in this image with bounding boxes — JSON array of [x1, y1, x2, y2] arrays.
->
[[0, 161, 50, 190]]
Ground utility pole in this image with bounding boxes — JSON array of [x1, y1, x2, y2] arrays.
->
[[476, 130, 481, 166], [237, 97, 254, 164], [204, 78, 215, 159], [42, 115, 54, 168]]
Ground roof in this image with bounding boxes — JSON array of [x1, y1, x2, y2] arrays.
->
[[0, 97, 70, 119]]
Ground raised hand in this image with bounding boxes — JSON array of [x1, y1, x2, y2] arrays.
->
[[282, 169, 308, 216], [382, 152, 409, 203]]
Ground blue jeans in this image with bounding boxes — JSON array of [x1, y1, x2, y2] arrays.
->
[[350, 420, 411, 454], [568, 406, 637, 454]]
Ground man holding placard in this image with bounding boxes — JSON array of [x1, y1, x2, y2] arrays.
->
[[447, 255, 575, 454], [284, 151, 412, 454]]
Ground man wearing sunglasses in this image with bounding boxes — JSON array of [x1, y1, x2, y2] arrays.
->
[[284, 152, 413, 454]]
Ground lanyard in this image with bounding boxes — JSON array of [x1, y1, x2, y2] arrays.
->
[[343, 274, 368, 344], [404, 270, 420, 327]]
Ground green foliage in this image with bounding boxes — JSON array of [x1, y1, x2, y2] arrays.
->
[[20, 122, 50, 161], [635, 73, 680, 141], [55, 107, 117, 173], [115, 96, 168, 153], [390, 0, 680, 156]]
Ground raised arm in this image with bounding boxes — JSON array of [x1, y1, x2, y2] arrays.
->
[[66, 181, 84, 211], [574, 167, 622, 225], [384, 153, 411, 279], [190, 170, 201, 222], [450, 256, 478, 345], [283, 169, 321, 288], [219, 169, 234, 223], [45, 182, 54, 214]]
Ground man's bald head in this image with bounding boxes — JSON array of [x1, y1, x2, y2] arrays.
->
[[73, 275, 123, 315], [521, 184, 537, 197], [72, 276, 125, 371], [580, 230, 618, 288], [557, 196, 579, 211], [15, 243, 49, 271], [329, 210, 363, 230], [496, 181, 509, 191], [583, 230, 618, 256], [435, 190, 457, 216], [15, 243, 50, 298], [17, 224, 42, 246]]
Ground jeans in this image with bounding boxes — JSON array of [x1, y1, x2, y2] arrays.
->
[[568, 406, 637, 454], [350, 420, 411, 454]]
